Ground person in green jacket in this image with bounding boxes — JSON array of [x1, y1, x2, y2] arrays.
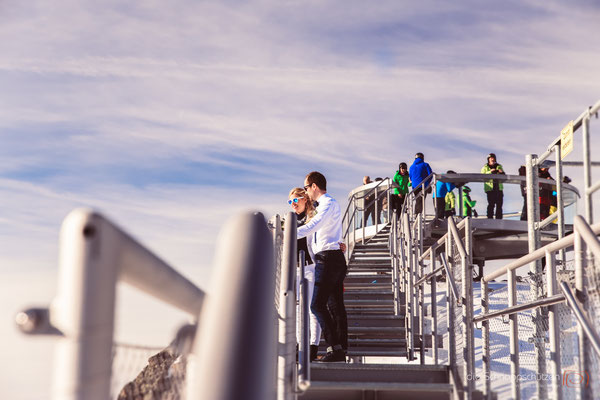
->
[[481, 153, 505, 219], [462, 185, 478, 217], [392, 162, 410, 217]]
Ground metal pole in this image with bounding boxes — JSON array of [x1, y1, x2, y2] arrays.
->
[[583, 113, 593, 223], [462, 226, 473, 399], [526, 154, 545, 398], [508, 268, 521, 400], [388, 179, 392, 224], [419, 224, 425, 364], [298, 251, 310, 392], [362, 194, 366, 244], [375, 185, 379, 232], [574, 230, 590, 400], [276, 212, 298, 400], [431, 246, 438, 365], [481, 280, 490, 399], [189, 212, 275, 400], [447, 229, 457, 376], [546, 250, 562, 400], [404, 213, 415, 361], [554, 144, 566, 267]]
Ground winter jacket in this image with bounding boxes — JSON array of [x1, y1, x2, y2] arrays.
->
[[433, 180, 456, 199], [481, 163, 505, 192], [445, 191, 456, 211], [392, 171, 410, 196], [409, 158, 433, 190]]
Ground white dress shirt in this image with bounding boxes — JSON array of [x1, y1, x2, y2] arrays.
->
[[297, 193, 342, 254]]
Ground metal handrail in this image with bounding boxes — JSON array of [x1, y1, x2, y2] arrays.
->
[[560, 281, 600, 357], [483, 218, 600, 282], [439, 252, 460, 303], [297, 250, 310, 392]]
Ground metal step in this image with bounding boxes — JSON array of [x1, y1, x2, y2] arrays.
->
[[344, 291, 393, 301]]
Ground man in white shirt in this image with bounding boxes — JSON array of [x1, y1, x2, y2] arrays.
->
[[297, 171, 348, 362]]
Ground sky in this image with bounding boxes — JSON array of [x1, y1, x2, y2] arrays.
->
[[1, 0, 600, 398]]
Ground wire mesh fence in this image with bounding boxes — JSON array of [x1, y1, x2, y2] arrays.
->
[[111, 343, 188, 400]]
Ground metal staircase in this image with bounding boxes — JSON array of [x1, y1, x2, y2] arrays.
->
[[305, 224, 455, 400]]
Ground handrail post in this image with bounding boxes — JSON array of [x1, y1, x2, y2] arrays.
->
[[574, 228, 590, 400], [583, 112, 593, 223], [375, 185, 379, 232], [418, 217, 425, 364], [50, 209, 205, 400], [481, 279, 490, 399], [546, 250, 562, 400], [188, 212, 274, 400], [277, 212, 297, 400], [404, 213, 415, 361], [508, 267, 521, 400], [554, 144, 567, 266], [461, 217, 474, 399], [430, 245, 438, 365], [297, 251, 310, 392]]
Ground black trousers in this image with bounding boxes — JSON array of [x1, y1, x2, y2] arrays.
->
[[486, 190, 503, 219], [435, 197, 446, 219], [311, 250, 348, 350]]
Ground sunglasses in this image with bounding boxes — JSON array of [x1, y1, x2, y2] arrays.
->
[[288, 197, 304, 205], [303, 184, 311, 190]]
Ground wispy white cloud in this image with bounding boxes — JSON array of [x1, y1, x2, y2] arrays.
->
[[2, 1, 600, 397]]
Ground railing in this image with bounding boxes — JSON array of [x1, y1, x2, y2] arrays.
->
[[342, 178, 395, 258], [391, 100, 600, 400], [17, 208, 205, 400]]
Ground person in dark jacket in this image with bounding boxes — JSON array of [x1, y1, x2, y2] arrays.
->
[[409, 153, 433, 215]]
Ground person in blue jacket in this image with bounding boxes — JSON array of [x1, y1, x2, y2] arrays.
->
[[433, 170, 456, 219], [409, 152, 433, 215]]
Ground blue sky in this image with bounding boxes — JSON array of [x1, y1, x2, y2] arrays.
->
[[1, 1, 600, 398]]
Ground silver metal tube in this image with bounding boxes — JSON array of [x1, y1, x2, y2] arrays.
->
[[431, 248, 438, 365], [189, 212, 275, 400], [297, 251, 310, 393], [583, 112, 593, 223], [481, 280, 490, 399], [276, 212, 298, 400], [555, 144, 566, 266], [51, 209, 205, 400], [419, 243, 425, 364], [483, 221, 600, 282], [574, 215, 600, 258], [448, 217, 467, 259], [546, 251, 562, 400], [560, 282, 600, 358], [462, 220, 474, 399], [536, 210, 560, 229], [574, 229, 590, 400], [508, 269, 521, 400], [375, 185, 379, 232], [472, 294, 565, 323], [404, 213, 415, 360], [585, 180, 600, 196], [439, 253, 460, 303], [362, 196, 366, 244]]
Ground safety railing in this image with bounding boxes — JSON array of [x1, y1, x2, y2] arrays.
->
[[342, 178, 395, 257], [16, 208, 205, 400], [479, 216, 600, 400]]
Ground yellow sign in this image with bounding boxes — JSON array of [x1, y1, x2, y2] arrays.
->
[[561, 120, 574, 160]]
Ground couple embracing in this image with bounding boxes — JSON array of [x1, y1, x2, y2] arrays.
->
[[288, 171, 348, 363]]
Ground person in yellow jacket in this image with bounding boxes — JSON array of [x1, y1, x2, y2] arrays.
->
[[481, 153, 505, 219], [444, 190, 456, 217]]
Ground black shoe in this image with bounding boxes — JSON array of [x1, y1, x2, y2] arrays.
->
[[310, 345, 319, 362], [316, 349, 346, 362]]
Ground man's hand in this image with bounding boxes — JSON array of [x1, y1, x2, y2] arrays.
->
[[339, 242, 347, 252]]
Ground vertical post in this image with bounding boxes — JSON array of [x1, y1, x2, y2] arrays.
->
[[277, 212, 297, 400], [362, 193, 366, 244], [554, 144, 566, 267], [458, 186, 464, 218], [297, 251, 310, 392], [508, 268, 521, 400], [430, 246, 438, 365], [388, 178, 392, 224], [404, 213, 415, 361], [419, 219, 425, 364], [447, 228, 456, 369], [189, 212, 275, 400], [392, 213, 400, 316], [574, 229, 590, 400], [481, 280, 490, 399], [375, 185, 379, 232], [546, 250, 562, 400], [583, 113, 593, 223], [51, 211, 117, 400], [526, 154, 545, 398], [462, 231, 474, 398]]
